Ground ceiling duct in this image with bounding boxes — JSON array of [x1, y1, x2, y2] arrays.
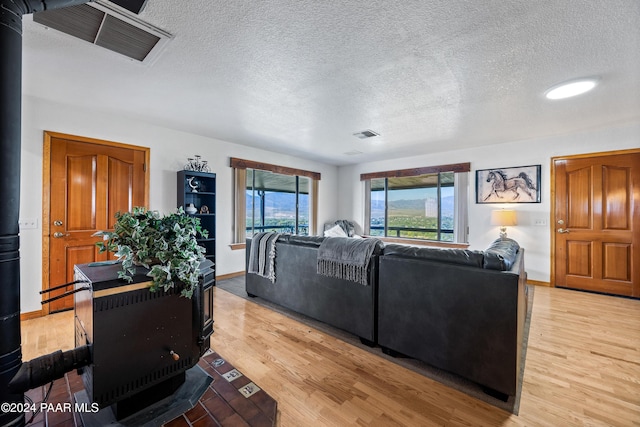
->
[[32, 1, 171, 63]]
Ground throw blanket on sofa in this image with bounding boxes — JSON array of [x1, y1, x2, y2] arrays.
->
[[317, 237, 379, 285], [248, 232, 281, 283]]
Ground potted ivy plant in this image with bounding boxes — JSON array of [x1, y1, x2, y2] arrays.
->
[[94, 206, 208, 298]]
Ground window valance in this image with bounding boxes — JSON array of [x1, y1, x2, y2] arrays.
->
[[360, 162, 470, 181], [230, 157, 321, 180]]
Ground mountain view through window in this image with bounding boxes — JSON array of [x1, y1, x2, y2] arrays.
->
[[245, 169, 309, 237], [369, 173, 455, 241]]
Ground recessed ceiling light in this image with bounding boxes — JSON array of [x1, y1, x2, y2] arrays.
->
[[545, 78, 599, 100]]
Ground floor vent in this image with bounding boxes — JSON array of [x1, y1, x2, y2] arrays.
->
[[33, 1, 172, 63]]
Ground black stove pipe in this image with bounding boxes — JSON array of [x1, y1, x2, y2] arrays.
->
[[0, 2, 89, 426], [7, 345, 92, 394]]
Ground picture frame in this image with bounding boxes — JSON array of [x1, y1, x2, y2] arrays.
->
[[476, 164, 541, 203]]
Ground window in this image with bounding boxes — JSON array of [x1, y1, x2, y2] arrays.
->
[[246, 169, 310, 236], [362, 163, 470, 243], [231, 158, 320, 243]]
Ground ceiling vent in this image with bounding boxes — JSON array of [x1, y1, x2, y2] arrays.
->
[[352, 130, 379, 139], [109, 0, 149, 14], [32, 1, 172, 63]]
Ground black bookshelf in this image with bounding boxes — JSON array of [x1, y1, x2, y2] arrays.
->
[[177, 171, 216, 268]]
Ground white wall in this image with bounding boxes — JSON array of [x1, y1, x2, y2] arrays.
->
[[19, 95, 639, 313], [20, 96, 339, 314], [337, 121, 640, 283]]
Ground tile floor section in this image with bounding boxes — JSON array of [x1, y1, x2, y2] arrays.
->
[[21, 351, 277, 427]]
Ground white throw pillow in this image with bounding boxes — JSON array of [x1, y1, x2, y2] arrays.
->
[[324, 224, 348, 237]]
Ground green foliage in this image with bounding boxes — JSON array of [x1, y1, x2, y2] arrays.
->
[[94, 206, 208, 298], [371, 213, 454, 241]]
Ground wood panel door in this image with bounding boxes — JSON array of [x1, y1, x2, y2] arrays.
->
[[44, 132, 149, 313], [553, 151, 640, 298]]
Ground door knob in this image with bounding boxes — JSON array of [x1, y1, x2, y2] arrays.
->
[[557, 228, 570, 234], [53, 232, 70, 238]]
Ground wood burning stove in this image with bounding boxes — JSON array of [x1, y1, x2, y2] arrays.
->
[[72, 259, 214, 419]]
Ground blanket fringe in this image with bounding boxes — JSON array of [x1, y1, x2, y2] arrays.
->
[[267, 236, 277, 283], [249, 232, 280, 283], [317, 259, 368, 286]]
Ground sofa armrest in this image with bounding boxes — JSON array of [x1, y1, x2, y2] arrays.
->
[[483, 238, 520, 270]]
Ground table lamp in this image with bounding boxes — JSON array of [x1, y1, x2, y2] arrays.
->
[[491, 209, 517, 239]]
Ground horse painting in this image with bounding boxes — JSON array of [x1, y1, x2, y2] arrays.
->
[[484, 169, 537, 201]]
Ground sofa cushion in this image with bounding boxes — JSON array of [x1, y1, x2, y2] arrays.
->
[[323, 220, 356, 237], [286, 235, 326, 247], [382, 244, 484, 268], [483, 238, 520, 271], [324, 224, 349, 237]]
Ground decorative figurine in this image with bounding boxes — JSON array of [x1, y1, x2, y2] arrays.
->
[[184, 155, 211, 172], [187, 177, 199, 192], [185, 203, 198, 214], [200, 205, 209, 214]]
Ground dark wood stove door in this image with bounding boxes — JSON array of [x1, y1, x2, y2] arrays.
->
[[45, 132, 149, 313]]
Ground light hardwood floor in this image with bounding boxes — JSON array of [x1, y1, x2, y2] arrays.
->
[[21, 285, 640, 426]]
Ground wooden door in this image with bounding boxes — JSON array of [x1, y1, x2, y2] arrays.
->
[[44, 132, 149, 312], [553, 151, 640, 298]]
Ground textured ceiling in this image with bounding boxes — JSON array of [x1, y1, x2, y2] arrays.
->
[[22, 0, 640, 166]]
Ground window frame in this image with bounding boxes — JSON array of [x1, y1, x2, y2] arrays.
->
[[246, 170, 310, 236], [231, 158, 320, 246], [362, 162, 470, 244]]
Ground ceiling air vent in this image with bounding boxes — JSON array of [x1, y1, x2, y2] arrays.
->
[[33, 1, 172, 63], [109, 0, 149, 14], [352, 130, 379, 139]]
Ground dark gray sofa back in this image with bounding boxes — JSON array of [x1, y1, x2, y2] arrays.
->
[[376, 243, 525, 396], [286, 235, 385, 255], [381, 244, 485, 268], [381, 238, 520, 271], [286, 235, 325, 247], [245, 235, 379, 342]]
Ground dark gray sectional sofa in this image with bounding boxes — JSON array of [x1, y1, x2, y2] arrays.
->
[[378, 239, 526, 399], [245, 235, 525, 399], [245, 235, 383, 344]]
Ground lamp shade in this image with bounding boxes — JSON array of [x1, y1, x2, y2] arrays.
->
[[491, 209, 517, 226]]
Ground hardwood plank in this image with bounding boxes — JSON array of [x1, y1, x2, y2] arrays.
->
[[20, 285, 640, 426]]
